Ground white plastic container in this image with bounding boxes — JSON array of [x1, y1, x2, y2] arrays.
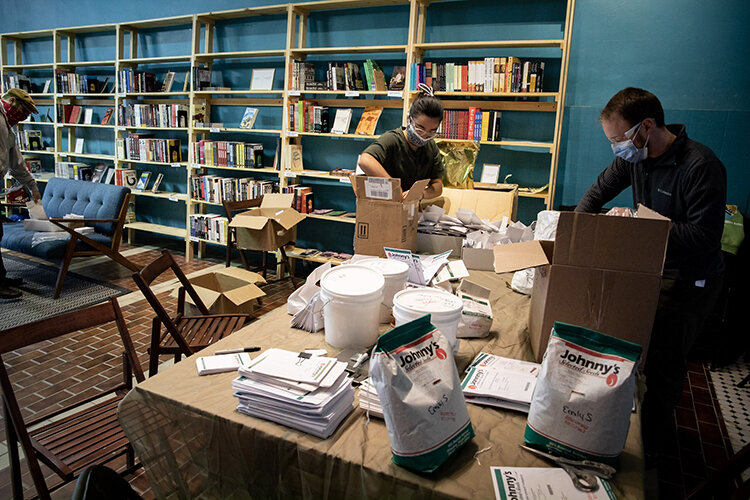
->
[[392, 288, 464, 351], [320, 265, 385, 348], [356, 258, 410, 323]]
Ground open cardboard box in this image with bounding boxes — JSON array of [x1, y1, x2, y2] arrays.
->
[[352, 176, 428, 257], [172, 266, 266, 316], [228, 193, 305, 252], [493, 205, 671, 363]]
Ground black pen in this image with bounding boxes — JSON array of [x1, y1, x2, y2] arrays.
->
[[215, 347, 261, 355]]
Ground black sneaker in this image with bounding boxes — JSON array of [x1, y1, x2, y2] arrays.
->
[[3, 277, 23, 287], [0, 285, 21, 300]]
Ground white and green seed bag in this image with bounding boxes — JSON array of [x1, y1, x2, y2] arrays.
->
[[370, 314, 475, 473], [524, 322, 642, 466]]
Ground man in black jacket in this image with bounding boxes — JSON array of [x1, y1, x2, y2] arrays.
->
[[575, 87, 726, 464]]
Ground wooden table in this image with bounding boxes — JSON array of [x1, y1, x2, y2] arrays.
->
[[118, 270, 645, 499]]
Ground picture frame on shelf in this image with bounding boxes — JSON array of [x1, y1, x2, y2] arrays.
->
[[250, 68, 275, 91]]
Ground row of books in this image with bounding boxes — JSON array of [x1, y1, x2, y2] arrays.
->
[[2, 74, 32, 93], [54, 162, 108, 182], [411, 58, 545, 94], [287, 104, 381, 135], [289, 60, 394, 92], [117, 101, 189, 129], [15, 130, 44, 151], [118, 69, 158, 93], [190, 175, 275, 204], [282, 184, 314, 214], [116, 136, 183, 163], [438, 109, 503, 141], [193, 140, 264, 169], [54, 70, 107, 94], [190, 213, 229, 243], [56, 104, 113, 125]]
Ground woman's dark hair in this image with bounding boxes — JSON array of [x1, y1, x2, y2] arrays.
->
[[600, 87, 665, 127], [409, 87, 443, 121]]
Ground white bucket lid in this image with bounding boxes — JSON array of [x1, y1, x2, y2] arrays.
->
[[393, 288, 463, 317], [356, 258, 410, 278], [320, 265, 385, 300]]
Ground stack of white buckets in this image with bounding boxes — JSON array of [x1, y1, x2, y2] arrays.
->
[[319, 258, 463, 351]]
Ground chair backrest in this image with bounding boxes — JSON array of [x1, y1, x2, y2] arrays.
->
[[42, 178, 130, 236], [222, 196, 263, 224], [131, 250, 210, 356], [0, 298, 145, 499]]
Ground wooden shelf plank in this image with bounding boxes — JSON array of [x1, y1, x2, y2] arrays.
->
[[294, 131, 379, 139], [290, 45, 407, 54], [56, 60, 117, 67], [19, 150, 56, 155], [194, 50, 286, 60], [119, 55, 192, 65], [133, 191, 187, 201], [293, 0, 410, 12], [57, 123, 116, 129], [192, 90, 284, 95], [118, 159, 188, 167], [305, 213, 356, 224], [435, 138, 554, 151], [188, 165, 279, 174], [121, 126, 189, 131], [57, 152, 115, 161], [19, 121, 55, 126], [121, 92, 190, 97], [2, 63, 54, 69], [518, 189, 549, 199], [193, 127, 281, 135], [197, 5, 288, 20], [125, 222, 186, 238], [416, 39, 564, 50]]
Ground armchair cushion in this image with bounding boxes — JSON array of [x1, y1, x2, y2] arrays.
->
[[1, 222, 112, 260], [42, 177, 130, 235]]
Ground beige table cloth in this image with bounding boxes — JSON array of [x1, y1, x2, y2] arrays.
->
[[118, 271, 644, 499]]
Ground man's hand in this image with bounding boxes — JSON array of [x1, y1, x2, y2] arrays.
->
[[401, 189, 409, 201], [606, 206, 634, 217], [31, 188, 42, 203]]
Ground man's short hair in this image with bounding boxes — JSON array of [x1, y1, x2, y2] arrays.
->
[[600, 87, 665, 128]]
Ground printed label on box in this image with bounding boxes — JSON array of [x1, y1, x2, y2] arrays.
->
[[364, 177, 393, 200]]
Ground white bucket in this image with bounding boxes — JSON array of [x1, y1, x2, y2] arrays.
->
[[392, 288, 464, 352], [356, 258, 410, 323], [320, 265, 385, 349]]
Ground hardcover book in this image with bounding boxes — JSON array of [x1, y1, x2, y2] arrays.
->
[[330, 108, 353, 135], [354, 106, 382, 136], [136, 171, 152, 191]]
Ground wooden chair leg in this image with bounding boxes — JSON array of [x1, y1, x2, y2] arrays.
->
[[54, 240, 77, 299], [225, 241, 232, 268], [261, 251, 268, 280], [238, 249, 250, 270], [148, 317, 161, 377], [279, 246, 296, 288], [4, 402, 23, 500]]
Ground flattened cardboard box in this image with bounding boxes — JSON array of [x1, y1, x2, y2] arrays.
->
[[423, 185, 518, 221], [171, 266, 266, 316], [352, 176, 428, 257], [493, 206, 670, 363], [228, 193, 305, 252]]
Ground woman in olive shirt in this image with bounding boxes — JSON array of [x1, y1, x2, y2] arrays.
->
[[358, 85, 444, 200]]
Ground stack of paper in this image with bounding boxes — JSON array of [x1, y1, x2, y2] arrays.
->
[[290, 291, 325, 333], [418, 205, 503, 237], [357, 378, 383, 418], [461, 353, 540, 413], [232, 348, 354, 439]]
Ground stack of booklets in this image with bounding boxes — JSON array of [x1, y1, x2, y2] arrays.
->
[[460, 353, 540, 413], [357, 378, 384, 418], [232, 348, 354, 438]]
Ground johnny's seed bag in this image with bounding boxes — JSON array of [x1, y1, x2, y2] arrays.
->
[[525, 321, 642, 466], [371, 314, 474, 473]]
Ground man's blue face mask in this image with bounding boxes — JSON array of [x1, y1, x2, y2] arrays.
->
[[611, 121, 649, 163]]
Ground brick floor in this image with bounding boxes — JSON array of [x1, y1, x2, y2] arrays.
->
[[0, 243, 740, 499]]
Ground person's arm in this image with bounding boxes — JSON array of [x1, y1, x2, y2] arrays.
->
[[668, 158, 726, 256], [575, 158, 631, 213], [423, 177, 443, 199], [1, 116, 40, 202], [357, 152, 391, 178]]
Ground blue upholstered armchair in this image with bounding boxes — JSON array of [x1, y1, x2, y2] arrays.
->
[[1, 178, 139, 298]]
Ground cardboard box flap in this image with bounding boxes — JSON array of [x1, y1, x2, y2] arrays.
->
[[275, 208, 306, 230], [493, 240, 551, 274], [260, 193, 294, 209], [218, 266, 266, 285], [229, 213, 270, 230], [554, 210, 670, 274], [402, 178, 430, 202], [636, 204, 670, 221], [223, 283, 265, 306], [189, 272, 221, 291], [353, 175, 402, 201], [190, 285, 222, 308]]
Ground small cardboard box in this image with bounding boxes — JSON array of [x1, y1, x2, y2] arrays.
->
[[493, 206, 670, 362], [423, 185, 518, 221], [228, 193, 305, 252], [172, 267, 266, 316], [353, 176, 428, 257], [417, 231, 464, 255]]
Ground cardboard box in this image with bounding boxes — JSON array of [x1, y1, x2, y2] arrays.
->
[[461, 246, 496, 271], [493, 206, 670, 362], [353, 176, 428, 257], [172, 267, 266, 316], [417, 231, 464, 255], [228, 193, 305, 252], [423, 185, 518, 221]]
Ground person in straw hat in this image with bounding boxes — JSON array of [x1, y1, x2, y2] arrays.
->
[[1, 88, 41, 299]]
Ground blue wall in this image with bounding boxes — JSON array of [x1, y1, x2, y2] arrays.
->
[[3, 0, 749, 216]]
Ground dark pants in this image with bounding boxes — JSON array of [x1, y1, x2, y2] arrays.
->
[[641, 275, 724, 457]]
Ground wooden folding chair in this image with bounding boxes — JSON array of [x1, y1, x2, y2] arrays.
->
[[222, 197, 297, 287], [132, 249, 250, 376], [685, 440, 750, 500], [0, 298, 145, 500]]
